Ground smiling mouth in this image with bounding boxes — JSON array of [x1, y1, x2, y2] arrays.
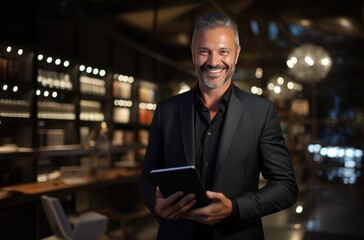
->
[[201, 63, 228, 73], [206, 68, 224, 73]]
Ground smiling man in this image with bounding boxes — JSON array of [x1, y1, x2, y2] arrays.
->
[[192, 24, 240, 90], [139, 12, 298, 240]]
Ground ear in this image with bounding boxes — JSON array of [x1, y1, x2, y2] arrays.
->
[[235, 45, 241, 64]]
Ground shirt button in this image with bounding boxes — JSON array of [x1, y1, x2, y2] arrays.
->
[[207, 132, 211, 136]]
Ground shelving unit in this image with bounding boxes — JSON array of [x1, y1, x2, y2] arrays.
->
[[0, 42, 35, 188], [0, 41, 157, 239], [0, 42, 157, 186]]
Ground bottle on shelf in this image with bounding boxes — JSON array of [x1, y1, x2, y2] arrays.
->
[[89, 121, 111, 180]]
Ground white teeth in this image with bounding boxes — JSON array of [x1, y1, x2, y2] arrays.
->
[[207, 69, 223, 73]]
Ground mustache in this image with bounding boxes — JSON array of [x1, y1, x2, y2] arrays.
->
[[200, 63, 228, 71]]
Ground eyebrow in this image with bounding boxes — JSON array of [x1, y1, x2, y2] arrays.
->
[[197, 47, 232, 51]]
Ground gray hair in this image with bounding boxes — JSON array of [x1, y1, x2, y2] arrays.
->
[[191, 12, 240, 47]]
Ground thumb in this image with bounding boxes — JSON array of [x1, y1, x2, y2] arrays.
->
[[156, 187, 164, 198], [207, 191, 224, 201], [206, 191, 215, 199]]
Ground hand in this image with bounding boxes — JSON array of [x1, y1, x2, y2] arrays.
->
[[154, 187, 197, 220], [182, 191, 232, 225]]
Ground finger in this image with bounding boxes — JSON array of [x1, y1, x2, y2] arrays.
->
[[163, 191, 185, 206], [164, 194, 196, 219], [176, 195, 197, 213], [171, 194, 196, 211], [183, 206, 207, 221], [180, 194, 196, 207]]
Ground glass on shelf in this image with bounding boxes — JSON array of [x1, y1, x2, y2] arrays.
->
[[113, 107, 130, 124], [91, 121, 111, 180], [138, 102, 156, 125], [112, 130, 137, 146], [37, 101, 76, 120], [112, 73, 134, 99], [80, 126, 90, 146], [123, 130, 135, 144], [138, 130, 149, 145], [138, 86, 155, 102], [37, 68, 73, 91], [113, 80, 132, 99], [0, 99, 30, 118], [38, 129, 65, 147], [112, 130, 124, 146], [80, 100, 105, 121], [79, 75, 106, 96], [138, 81, 157, 102]]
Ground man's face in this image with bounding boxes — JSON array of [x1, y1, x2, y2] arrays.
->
[[191, 27, 240, 89]]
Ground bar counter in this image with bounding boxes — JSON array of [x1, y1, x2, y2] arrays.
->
[[0, 167, 141, 209]]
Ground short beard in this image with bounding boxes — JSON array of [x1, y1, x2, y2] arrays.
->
[[196, 63, 235, 89]]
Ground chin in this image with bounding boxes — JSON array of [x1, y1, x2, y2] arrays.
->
[[203, 79, 226, 89]]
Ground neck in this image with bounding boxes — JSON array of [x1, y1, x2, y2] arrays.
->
[[199, 80, 231, 110]]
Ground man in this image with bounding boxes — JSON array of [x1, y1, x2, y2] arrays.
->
[[138, 12, 298, 240]]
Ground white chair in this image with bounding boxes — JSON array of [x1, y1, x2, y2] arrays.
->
[[41, 195, 108, 240]]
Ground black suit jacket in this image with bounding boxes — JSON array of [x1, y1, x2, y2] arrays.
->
[[139, 85, 298, 240]]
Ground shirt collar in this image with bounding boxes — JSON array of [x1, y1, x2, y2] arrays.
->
[[194, 82, 233, 111]]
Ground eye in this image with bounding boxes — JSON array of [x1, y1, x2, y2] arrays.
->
[[199, 50, 209, 56], [219, 50, 230, 56]]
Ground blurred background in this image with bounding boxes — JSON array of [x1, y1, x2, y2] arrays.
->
[[0, 0, 363, 239]]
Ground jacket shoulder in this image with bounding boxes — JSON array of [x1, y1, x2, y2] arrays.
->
[[157, 89, 193, 107]]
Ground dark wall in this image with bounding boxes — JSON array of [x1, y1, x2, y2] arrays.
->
[[0, 1, 193, 90], [0, 1, 36, 47], [35, 12, 176, 86]]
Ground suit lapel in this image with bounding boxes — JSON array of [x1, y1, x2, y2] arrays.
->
[[180, 91, 195, 166], [214, 87, 245, 180]]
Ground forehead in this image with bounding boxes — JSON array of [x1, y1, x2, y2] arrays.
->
[[193, 27, 236, 47]]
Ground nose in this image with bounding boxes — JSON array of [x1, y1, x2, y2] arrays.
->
[[207, 52, 219, 67]]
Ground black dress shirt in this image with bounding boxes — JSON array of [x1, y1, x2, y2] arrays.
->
[[194, 85, 231, 190], [193, 84, 234, 239]]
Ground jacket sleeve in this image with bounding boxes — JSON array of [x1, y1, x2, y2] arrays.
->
[[138, 104, 165, 222], [236, 102, 298, 222]]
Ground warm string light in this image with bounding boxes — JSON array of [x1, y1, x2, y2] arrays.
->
[[79, 64, 106, 77], [113, 73, 134, 84], [2, 84, 19, 92], [139, 102, 156, 110], [0, 44, 25, 56], [114, 99, 133, 107], [37, 54, 71, 68], [36, 89, 59, 99]]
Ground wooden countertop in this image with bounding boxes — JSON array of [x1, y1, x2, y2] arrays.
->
[[0, 168, 141, 205]]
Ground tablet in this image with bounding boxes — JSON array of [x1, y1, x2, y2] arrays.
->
[[150, 165, 211, 208]]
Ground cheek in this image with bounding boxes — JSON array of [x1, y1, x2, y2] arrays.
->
[[223, 57, 235, 66], [195, 56, 208, 66]]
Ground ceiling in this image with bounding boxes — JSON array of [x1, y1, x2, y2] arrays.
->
[[36, 0, 364, 79]]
